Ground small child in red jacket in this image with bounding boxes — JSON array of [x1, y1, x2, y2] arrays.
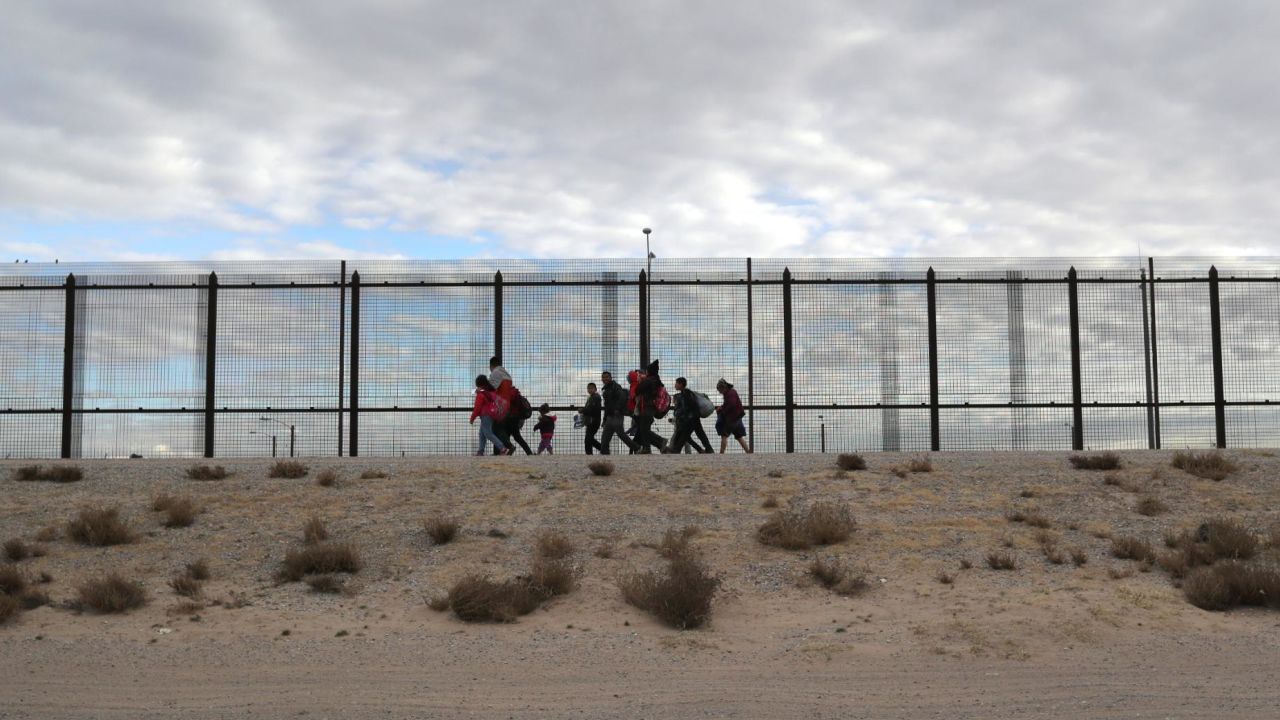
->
[[534, 403, 556, 455]]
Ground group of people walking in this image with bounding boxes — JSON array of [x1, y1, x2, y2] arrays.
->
[[471, 357, 753, 456]]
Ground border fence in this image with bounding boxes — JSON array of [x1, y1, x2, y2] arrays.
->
[[2, 257, 1279, 458]]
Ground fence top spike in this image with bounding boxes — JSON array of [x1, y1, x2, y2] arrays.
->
[[494, 270, 502, 280], [1209, 265, 1218, 275], [783, 267, 791, 278]]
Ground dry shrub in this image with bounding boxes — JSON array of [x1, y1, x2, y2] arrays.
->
[[1070, 452, 1121, 471], [936, 571, 955, 584], [151, 494, 177, 512], [424, 516, 459, 546], [1202, 519, 1258, 561], [1005, 508, 1027, 523], [658, 526, 699, 559], [66, 507, 133, 546], [77, 573, 147, 613], [1033, 529, 1058, 548], [3, 538, 42, 562], [1024, 511, 1053, 529], [594, 543, 615, 559], [1109, 566, 1136, 580], [836, 453, 866, 471], [535, 530, 574, 560], [891, 467, 907, 479], [360, 469, 388, 479], [588, 460, 614, 477], [620, 554, 720, 629], [907, 457, 933, 473], [302, 516, 329, 545], [1111, 536, 1156, 563], [1019, 488, 1037, 498], [185, 559, 210, 581], [761, 493, 779, 509], [1184, 562, 1280, 611], [442, 576, 540, 623], [0, 594, 18, 624], [809, 557, 870, 597], [169, 573, 203, 599], [1044, 546, 1067, 565], [757, 501, 854, 550], [34, 525, 59, 542], [1172, 451, 1238, 481], [277, 542, 362, 582], [1070, 548, 1089, 567], [987, 551, 1017, 570], [268, 460, 309, 479], [305, 574, 347, 594], [767, 469, 785, 478], [186, 464, 228, 481], [529, 558, 576, 597], [0, 565, 27, 596], [14, 465, 83, 483], [162, 498, 198, 528], [959, 559, 973, 570], [315, 470, 338, 488], [1135, 495, 1169, 516]]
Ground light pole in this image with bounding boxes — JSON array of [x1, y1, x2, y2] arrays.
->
[[249, 430, 277, 457], [260, 417, 295, 457], [643, 228, 655, 356]]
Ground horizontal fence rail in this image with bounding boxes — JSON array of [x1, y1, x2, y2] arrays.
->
[[2, 257, 1280, 458]]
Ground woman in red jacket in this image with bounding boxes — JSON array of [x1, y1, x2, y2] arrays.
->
[[470, 375, 511, 456], [714, 378, 752, 454]]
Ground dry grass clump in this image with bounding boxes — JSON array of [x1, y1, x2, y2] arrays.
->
[[3, 538, 44, 562], [1070, 452, 1121, 470], [305, 574, 348, 594], [161, 497, 198, 528], [658, 526, 699, 559], [14, 464, 84, 483], [0, 593, 19, 624], [315, 469, 338, 487], [185, 559, 210, 581], [169, 573, 203, 599], [620, 553, 721, 629], [809, 557, 871, 597], [66, 507, 133, 546], [1183, 562, 1280, 611], [185, 464, 228, 481], [761, 493, 779, 509], [268, 460, 309, 479], [77, 573, 147, 613], [1005, 508, 1051, 528], [34, 526, 59, 543], [907, 457, 933, 473], [1070, 548, 1089, 567], [435, 553, 577, 623], [535, 530, 575, 560], [424, 516, 460, 546], [529, 557, 576, 597], [587, 460, 614, 477], [357, 469, 385, 479], [302, 516, 329, 545], [1158, 519, 1259, 578], [1135, 495, 1169, 516], [277, 542, 362, 582], [0, 565, 27, 596], [593, 543, 615, 559], [986, 551, 1017, 570], [936, 570, 955, 584], [1172, 450, 1238, 481], [1111, 536, 1157, 563], [836, 453, 866, 471], [757, 501, 855, 550]]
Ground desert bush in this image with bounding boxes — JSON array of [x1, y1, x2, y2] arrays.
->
[[1109, 566, 1136, 580], [315, 470, 338, 488], [761, 493, 779, 509], [620, 554, 720, 629], [959, 559, 973, 570], [13, 465, 83, 483], [162, 498, 198, 528], [1111, 536, 1156, 563], [77, 574, 147, 613], [891, 467, 907, 479], [277, 542, 362, 582], [1019, 488, 1037, 498], [1135, 496, 1168, 516], [987, 551, 1017, 570], [151, 494, 177, 512], [1005, 508, 1027, 523], [0, 565, 27, 596], [1070, 452, 1121, 471], [66, 507, 133, 546], [1070, 548, 1089, 567], [1202, 519, 1258, 561], [766, 469, 785, 478], [34, 526, 59, 542], [3, 538, 42, 562], [809, 557, 870, 597], [936, 570, 955, 584], [1024, 511, 1053, 529], [594, 543, 615, 559], [169, 573, 203, 599], [587, 460, 614, 477], [186, 464, 228, 481], [360, 469, 388, 479], [757, 501, 854, 550], [535, 530, 574, 560], [1172, 451, 1238, 481], [1044, 546, 1067, 565], [0, 594, 18, 624], [907, 457, 933, 473], [302, 516, 329, 545], [441, 575, 540, 623], [529, 558, 576, 597], [268, 460, 309, 479], [185, 559, 210, 581], [305, 574, 347, 594], [836, 453, 866, 471], [18, 588, 49, 609], [424, 516, 459, 546], [1183, 562, 1280, 611], [658, 526, 699, 560]]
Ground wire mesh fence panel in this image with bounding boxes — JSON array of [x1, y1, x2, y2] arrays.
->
[[1218, 279, 1280, 403], [0, 413, 60, 459], [0, 287, 63, 411], [1152, 279, 1213, 404], [1082, 407, 1151, 451], [794, 409, 932, 453], [1157, 406, 1218, 449], [79, 412, 204, 458], [214, 411, 341, 458], [1225, 406, 1280, 448], [940, 407, 1074, 451], [1079, 279, 1152, 405], [650, 281, 748, 406], [357, 411, 478, 456]]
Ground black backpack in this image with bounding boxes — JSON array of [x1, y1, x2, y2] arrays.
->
[[513, 390, 533, 420]]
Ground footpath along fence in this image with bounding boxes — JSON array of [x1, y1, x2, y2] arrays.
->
[[2, 257, 1279, 459]]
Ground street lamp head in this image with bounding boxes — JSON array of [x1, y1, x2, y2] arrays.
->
[[642, 228, 651, 235], [648, 252, 657, 259]]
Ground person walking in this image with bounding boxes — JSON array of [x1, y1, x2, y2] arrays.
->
[[632, 360, 668, 454], [469, 375, 510, 456], [665, 376, 705, 454], [534, 403, 557, 454], [502, 384, 535, 455], [582, 382, 604, 454], [488, 356, 511, 387], [714, 378, 752, 453], [598, 371, 636, 455]]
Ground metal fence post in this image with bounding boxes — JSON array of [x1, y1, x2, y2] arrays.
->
[[926, 267, 940, 451], [349, 271, 360, 457], [1208, 266, 1226, 448], [746, 258, 754, 452], [60, 273, 77, 459], [494, 271, 503, 362], [1068, 267, 1084, 450], [1148, 257, 1161, 448], [204, 272, 217, 458], [1139, 268, 1155, 450], [783, 267, 794, 453], [338, 260, 346, 457], [638, 270, 649, 368]]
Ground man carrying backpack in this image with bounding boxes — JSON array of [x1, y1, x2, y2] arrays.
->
[[632, 360, 668, 454], [665, 377, 713, 454], [598, 371, 636, 455]]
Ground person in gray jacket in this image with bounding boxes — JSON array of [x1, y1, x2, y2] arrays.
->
[[597, 371, 636, 455]]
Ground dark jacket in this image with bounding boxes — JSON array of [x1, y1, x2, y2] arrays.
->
[[582, 393, 602, 424], [718, 387, 744, 423], [673, 387, 699, 423], [601, 380, 628, 418], [635, 360, 662, 416]]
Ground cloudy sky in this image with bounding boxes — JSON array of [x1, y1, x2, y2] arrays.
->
[[2, 0, 1277, 262]]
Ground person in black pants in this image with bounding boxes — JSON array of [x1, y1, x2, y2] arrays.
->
[[665, 377, 712, 453], [598, 371, 636, 455], [582, 382, 604, 454], [632, 360, 668, 454]]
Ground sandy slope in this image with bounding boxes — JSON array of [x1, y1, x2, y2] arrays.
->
[[1, 450, 1278, 719]]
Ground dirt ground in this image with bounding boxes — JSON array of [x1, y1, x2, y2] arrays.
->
[[2, 450, 1278, 719]]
